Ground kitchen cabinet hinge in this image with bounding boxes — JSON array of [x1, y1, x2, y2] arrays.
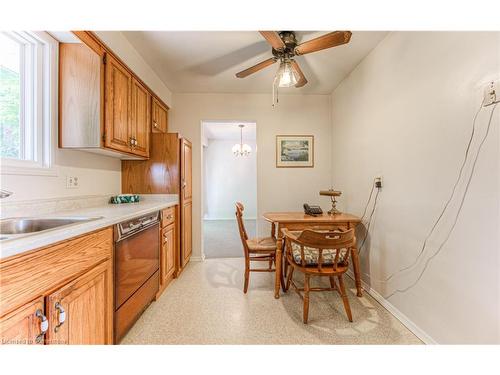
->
[[103, 54, 107, 65], [102, 134, 106, 142]]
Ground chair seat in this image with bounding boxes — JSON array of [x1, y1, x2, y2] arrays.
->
[[291, 242, 348, 266], [246, 237, 276, 252]]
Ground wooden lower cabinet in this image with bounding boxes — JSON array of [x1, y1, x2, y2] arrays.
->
[[46, 261, 113, 345], [181, 200, 192, 267], [0, 228, 113, 345], [157, 206, 178, 299], [161, 224, 176, 283], [0, 298, 45, 345]]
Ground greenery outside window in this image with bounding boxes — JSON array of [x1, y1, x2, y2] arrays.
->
[[0, 31, 57, 175]]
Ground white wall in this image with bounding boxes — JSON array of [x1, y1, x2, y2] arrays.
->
[[95, 31, 172, 107], [170, 93, 333, 259], [203, 139, 257, 219], [1, 32, 173, 204], [331, 32, 500, 344]]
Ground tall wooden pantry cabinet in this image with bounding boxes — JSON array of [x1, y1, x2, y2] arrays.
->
[[122, 133, 193, 273]]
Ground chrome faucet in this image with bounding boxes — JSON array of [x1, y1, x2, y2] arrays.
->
[[0, 189, 13, 199]]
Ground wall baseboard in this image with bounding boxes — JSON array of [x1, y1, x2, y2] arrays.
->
[[190, 255, 205, 262], [346, 270, 437, 345]]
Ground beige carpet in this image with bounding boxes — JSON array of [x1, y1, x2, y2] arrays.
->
[[203, 219, 255, 258], [121, 258, 422, 345]]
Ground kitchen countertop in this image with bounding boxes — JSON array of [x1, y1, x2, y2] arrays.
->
[[0, 195, 179, 260]]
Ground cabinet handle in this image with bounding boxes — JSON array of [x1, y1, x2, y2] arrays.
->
[[35, 309, 48, 343], [54, 302, 66, 332], [153, 121, 158, 128], [166, 215, 173, 220]]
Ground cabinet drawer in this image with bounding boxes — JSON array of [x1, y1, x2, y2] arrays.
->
[[0, 228, 113, 318], [161, 206, 176, 228]]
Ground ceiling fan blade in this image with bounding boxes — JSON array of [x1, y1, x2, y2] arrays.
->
[[294, 31, 352, 55], [291, 60, 307, 88], [259, 31, 286, 50], [235, 58, 276, 78]]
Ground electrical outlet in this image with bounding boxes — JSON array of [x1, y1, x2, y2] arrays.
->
[[484, 80, 500, 106], [66, 176, 79, 189]]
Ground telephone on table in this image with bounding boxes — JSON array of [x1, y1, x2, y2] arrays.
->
[[303, 203, 323, 216]]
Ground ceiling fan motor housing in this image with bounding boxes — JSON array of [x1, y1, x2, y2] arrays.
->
[[272, 31, 298, 60]]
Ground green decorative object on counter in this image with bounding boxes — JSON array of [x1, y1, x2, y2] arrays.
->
[[109, 194, 140, 204]]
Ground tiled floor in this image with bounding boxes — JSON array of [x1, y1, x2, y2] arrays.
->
[[121, 258, 422, 344]]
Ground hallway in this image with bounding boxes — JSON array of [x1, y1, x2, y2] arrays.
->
[[203, 219, 256, 258]]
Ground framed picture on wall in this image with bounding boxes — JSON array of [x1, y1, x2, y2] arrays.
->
[[276, 135, 314, 168]]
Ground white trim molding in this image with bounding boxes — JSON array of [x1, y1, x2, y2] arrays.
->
[[346, 270, 437, 345], [190, 255, 205, 262]]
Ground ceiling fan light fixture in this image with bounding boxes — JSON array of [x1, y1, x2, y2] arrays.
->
[[276, 60, 299, 87]]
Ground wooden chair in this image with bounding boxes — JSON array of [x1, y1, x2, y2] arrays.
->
[[282, 228, 356, 324], [235, 202, 279, 293]]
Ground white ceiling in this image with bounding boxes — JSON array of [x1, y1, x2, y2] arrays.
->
[[203, 121, 256, 141], [122, 31, 388, 95]]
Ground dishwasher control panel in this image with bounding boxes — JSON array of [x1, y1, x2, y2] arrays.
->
[[115, 211, 160, 241]]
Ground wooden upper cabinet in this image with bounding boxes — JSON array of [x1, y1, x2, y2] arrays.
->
[[131, 78, 151, 158], [60, 32, 171, 160], [104, 53, 132, 154], [152, 97, 168, 133], [0, 298, 45, 345], [46, 261, 113, 345]]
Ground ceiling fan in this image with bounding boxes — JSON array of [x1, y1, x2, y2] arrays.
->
[[235, 31, 352, 89]]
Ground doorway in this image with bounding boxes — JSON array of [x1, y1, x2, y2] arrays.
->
[[202, 121, 257, 258]]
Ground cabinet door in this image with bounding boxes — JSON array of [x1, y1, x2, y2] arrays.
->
[[152, 98, 168, 133], [180, 139, 193, 266], [131, 78, 151, 157], [181, 201, 192, 265], [46, 260, 113, 345], [161, 224, 176, 285], [0, 298, 45, 345], [104, 54, 132, 154]]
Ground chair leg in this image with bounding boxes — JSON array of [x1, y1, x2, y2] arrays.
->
[[243, 258, 250, 293], [285, 264, 294, 292], [329, 276, 336, 290], [337, 275, 353, 322], [280, 252, 286, 292], [303, 274, 310, 324]]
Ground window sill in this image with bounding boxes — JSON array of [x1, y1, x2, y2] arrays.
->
[[0, 164, 58, 177]]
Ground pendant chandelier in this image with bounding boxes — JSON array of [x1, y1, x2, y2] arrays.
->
[[232, 124, 252, 156]]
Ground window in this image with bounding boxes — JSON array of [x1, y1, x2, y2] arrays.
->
[[0, 31, 57, 174]]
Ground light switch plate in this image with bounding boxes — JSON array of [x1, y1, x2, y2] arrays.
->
[[484, 80, 500, 106], [66, 176, 79, 189]]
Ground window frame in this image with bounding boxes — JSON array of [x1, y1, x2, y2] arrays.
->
[[0, 31, 58, 176]]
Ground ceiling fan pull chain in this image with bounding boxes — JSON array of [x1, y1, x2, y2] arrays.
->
[[272, 76, 278, 107]]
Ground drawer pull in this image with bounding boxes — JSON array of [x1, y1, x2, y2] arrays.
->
[[166, 215, 173, 220], [54, 302, 66, 332], [35, 309, 48, 343]]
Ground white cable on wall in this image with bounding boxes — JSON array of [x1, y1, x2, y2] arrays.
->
[[354, 101, 498, 298]]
